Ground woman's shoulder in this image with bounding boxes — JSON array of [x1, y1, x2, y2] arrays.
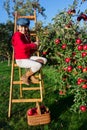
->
[[14, 31, 22, 36]]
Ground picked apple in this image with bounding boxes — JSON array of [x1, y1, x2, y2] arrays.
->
[[40, 105, 46, 114], [27, 108, 34, 116], [27, 107, 37, 116]]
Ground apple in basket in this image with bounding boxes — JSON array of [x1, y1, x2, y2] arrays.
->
[[40, 105, 46, 114], [27, 108, 37, 116], [40, 105, 49, 114]]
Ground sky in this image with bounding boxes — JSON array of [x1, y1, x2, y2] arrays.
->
[[0, 0, 87, 25]]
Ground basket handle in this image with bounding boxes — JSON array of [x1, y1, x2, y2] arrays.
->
[[36, 102, 41, 114]]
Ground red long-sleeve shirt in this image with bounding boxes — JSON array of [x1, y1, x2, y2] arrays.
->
[[12, 32, 37, 59]]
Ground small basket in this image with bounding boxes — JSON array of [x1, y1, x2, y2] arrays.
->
[[27, 112, 51, 126]]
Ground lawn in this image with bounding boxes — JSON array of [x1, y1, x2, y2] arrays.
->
[[0, 61, 87, 130]]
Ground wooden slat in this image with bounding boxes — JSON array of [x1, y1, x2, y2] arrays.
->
[[13, 81, 23, 84], [22, 87, 40, 90], [30, 33, 36, 36], [13, 64, 18, 67], [12, 98, 42, 103], [13, 81, 39, 84], [17, 15, 36, 20]]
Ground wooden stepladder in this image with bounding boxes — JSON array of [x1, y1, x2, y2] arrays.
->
[[8, 10, 44, 118]]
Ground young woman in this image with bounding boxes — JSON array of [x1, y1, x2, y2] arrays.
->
[[12, 18, 47, 85]]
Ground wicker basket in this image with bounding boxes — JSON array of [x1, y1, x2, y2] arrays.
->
[[27, 112, 51, 126]]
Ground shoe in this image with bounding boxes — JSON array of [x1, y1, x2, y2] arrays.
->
[[30, 75, 39, 84], [20, 75, 30, 85]]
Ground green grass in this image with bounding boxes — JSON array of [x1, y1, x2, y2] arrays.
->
[[0, 61, 87, 130]]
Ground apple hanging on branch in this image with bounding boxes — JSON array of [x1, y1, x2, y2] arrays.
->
[[76, 38, 82, 44], [82, 84, 87, 89], [54, 38, 61, 45], [61, 44, 67, 49], [67, 66, 73, 72], [77, 45, 83, 51], [80, 105, 87, 112], [65, 58, 71, 63]]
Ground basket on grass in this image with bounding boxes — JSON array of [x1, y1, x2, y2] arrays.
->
[[27, 104, 51, 126]]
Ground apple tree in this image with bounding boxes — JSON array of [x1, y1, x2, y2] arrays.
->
[[38, 0, 87, 113], [0, 21, 13, 65], [4, 0, 46, 19]]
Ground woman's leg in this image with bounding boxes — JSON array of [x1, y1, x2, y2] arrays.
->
[[16, 59, 42, 85], [16, 59, 42, 73], [30, 56, 47, 64]]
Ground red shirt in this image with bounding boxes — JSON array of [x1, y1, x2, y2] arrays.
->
[[12, 32, 37, 59]]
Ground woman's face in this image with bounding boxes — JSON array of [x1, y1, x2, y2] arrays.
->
[[17, 25, 29, 34]]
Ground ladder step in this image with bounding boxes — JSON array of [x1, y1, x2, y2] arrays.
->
[[12, 98, 42, 103], [13, 81, 39, 84], [22, 87, 40, 90], [18, 15, 35, 20], [13, 81, 24, 84], [14, 63, 18, 67]]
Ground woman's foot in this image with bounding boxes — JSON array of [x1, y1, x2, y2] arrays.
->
[[30, 75, 39, 84], [20, 75, 30, 85]]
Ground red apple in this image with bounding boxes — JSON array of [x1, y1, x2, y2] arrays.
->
[[76, 38, 82, 44], [80, 105, 87, 112], [67, 66, 72, 72], [82, 84, 87, 89], [61, 44, 67, 49], [77, 78, 84, 85], [27, 109, 34, 116], [83, 67, 87, 72], [55, 38, 61, 44], [77, 65, 82, 69], [77, 81, 81, 85], [77, 45, 83, 51], [83, 44, 87, 50], [59, 90, 65, 95], [27, 108, 37, 116], [77, 78, 83, 83], [42, 51, 47, 55], [82, 52, 87, 58], [65, 58, 71, 63]]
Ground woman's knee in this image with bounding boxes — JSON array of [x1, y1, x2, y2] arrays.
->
[[31, 62, 42, 72]]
